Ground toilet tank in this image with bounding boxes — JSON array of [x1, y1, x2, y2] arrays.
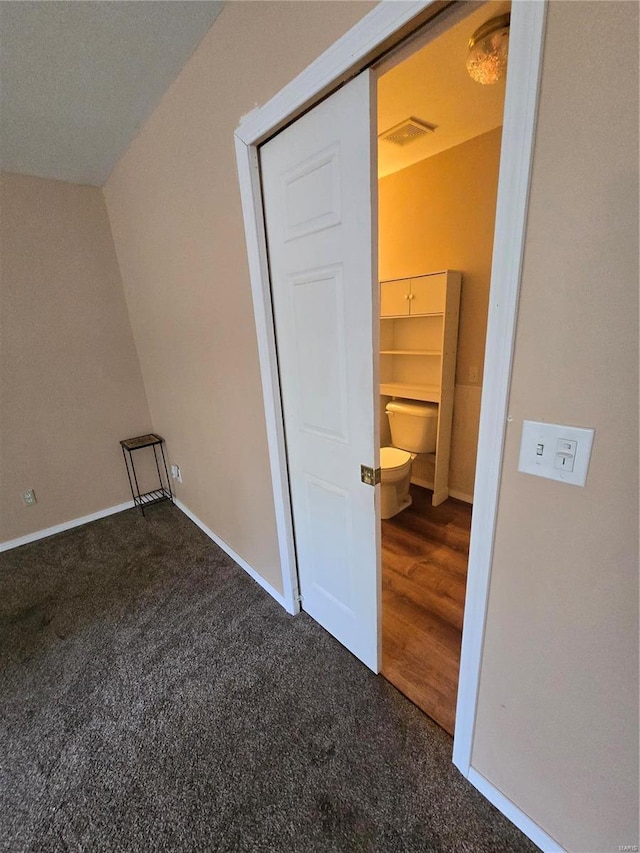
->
[[386, 399, 439, 453]]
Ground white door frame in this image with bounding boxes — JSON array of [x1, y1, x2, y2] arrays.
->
[[235, 0, 548, 838]]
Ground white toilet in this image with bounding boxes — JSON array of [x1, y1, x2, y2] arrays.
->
[[380, 399, 439, 519]]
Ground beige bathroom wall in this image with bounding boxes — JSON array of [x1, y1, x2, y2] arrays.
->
[[0, 172, 152, 542], [471, 3, 639, 852], [379, 129, 502, 498], [103, 1, 375, 593]]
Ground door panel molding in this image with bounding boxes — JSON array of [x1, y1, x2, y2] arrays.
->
[[289, 264, 350, 443], [235, 0, 549, 846], [282, 144, 342, 241]]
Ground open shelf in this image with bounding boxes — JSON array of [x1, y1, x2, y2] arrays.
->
[[134, 488, 172, 508], [380, 382, 441, 403], [380, 349, 441, 356], [381, 312, 444, 319]]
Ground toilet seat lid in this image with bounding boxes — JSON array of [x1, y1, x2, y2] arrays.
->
[[380, 446, 412, 471]]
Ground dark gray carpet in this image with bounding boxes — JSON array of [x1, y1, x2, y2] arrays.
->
[[0, 503, 537, 852]]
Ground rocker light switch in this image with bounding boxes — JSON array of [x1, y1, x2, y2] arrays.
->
[[518, 421, 594, 487]]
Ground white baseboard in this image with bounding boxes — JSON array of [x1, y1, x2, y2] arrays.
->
[[411, 477, 473, 505], [174, 498, 291, 613], [0, 501, 134, 553], [467, 768, 565, 853]]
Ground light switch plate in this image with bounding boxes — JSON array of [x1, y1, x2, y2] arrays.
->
[[518, 420, 595, 487]]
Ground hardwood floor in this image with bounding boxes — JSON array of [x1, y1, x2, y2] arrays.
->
[[381, 485, 472, 735]]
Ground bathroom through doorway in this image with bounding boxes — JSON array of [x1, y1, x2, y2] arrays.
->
[[376, 1, 509, 735]]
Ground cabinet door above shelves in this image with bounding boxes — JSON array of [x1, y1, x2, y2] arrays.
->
[[380, 272, 447, 317], [411, 273, 446, 315], [380, 278, 410, 317]]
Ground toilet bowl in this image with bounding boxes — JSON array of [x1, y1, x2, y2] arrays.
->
[[380, 446, 415, 519], [380, 399, 439, 519]]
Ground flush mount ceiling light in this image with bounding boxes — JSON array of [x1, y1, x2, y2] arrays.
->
[[379, 117, 437, 147], [466, 13, 510, 85]]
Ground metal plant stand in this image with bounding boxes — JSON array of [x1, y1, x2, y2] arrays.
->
[[120, 433, 173, 516]]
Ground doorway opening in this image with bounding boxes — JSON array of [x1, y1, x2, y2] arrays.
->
[[376, 2, 509, 735]]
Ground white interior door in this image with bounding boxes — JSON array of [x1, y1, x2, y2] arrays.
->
[[260, 71, 380, 672]]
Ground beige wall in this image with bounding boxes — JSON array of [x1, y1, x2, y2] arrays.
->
[[379, 128, 502, 498], [103, 1, 375, 593], [472, 3, 639, 852], [0, 172, 152, 542]]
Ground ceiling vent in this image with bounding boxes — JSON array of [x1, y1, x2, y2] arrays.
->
[[379, 117, 437, 146]]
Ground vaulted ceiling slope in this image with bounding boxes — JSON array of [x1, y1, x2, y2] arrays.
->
[[0, 1, 224, 186]]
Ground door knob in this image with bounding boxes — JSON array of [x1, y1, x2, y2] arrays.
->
[[361, 465, 381, 486]]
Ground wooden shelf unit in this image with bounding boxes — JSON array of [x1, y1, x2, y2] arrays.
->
[[380, 271, 461, 506]]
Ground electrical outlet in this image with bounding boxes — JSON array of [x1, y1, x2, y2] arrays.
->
[[22, 489, 37, 506], [170, 465, 182, 483]]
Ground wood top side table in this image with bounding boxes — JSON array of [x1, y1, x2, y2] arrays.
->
[[120, 433, 173, 515]]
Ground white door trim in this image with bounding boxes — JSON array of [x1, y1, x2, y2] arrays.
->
[[235, 0, 547, 835], [452, 0, 548, 772], [235, 0, 437, 148], [235, 131, 300, 615]]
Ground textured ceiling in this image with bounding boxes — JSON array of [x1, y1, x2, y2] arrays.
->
[[1, 1, 509, 186], [0, 1, 224, 186], [378, 1, 509, 178]]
